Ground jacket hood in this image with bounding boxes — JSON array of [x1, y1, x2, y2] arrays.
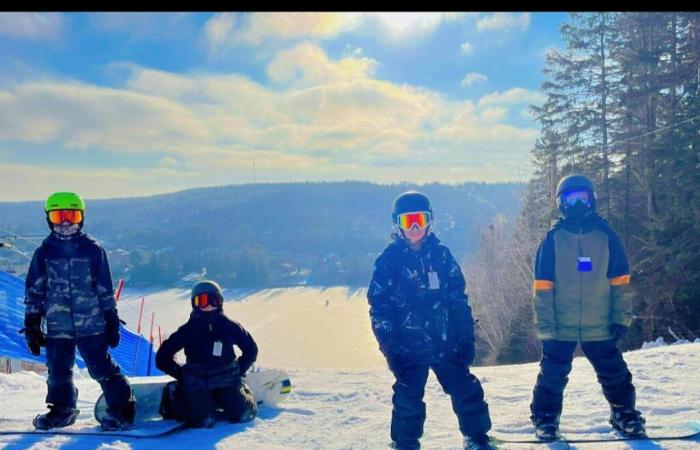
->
[[554, 213, 611, 234]]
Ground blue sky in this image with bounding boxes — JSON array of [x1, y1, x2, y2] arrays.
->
[[0, 12, 567, 201]]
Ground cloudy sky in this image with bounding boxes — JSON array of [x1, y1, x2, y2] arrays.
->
[[0, 12, 566, 201]]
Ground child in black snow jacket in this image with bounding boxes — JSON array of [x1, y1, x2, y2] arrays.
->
[[156, 280, 258, 428], [367, 191, 495, 450]]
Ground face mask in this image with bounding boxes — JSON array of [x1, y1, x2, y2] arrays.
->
[[53, 223, 80, 238]]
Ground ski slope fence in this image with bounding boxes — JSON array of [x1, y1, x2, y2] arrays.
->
[[0, 270, 161, 376]]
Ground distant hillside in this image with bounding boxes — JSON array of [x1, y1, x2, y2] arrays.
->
[[0, 181, 523, 287]]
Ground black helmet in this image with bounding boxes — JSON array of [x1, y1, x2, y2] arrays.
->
[[556, 174, 596, 219], [191, 280, 224, 309], [391, 191, 433, 223]]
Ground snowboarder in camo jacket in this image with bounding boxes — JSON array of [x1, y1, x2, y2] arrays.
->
[[367, 191, 495, 450], [23, 192, 135, 431], [530, 174, 645, 441]]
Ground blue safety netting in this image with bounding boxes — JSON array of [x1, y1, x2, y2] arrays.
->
[[0, 270, 160, 376]]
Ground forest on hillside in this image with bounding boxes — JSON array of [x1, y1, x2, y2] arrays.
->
[[0, 181, 521, 288]]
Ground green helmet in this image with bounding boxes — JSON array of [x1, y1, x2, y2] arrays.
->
[[190, 280, 224, 309], [45, 192, 86, 212]]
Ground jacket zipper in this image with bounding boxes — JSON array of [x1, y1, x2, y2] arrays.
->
[[69, 257, 77, 337], [577, 229, 583, 342]]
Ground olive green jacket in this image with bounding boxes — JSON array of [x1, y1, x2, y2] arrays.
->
[[532, 215, 633, 342]]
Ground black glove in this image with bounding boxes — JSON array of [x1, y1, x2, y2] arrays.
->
[[171, 365, 184, 382], [103, 309, 123, 348], [610, 324, 628, 343], [20, 314, 45, 356], [456, 339, 476, 367]]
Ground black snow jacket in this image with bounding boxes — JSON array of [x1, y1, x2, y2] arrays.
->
[[156, 309, 258, 392], [367, 233, 475, 365]]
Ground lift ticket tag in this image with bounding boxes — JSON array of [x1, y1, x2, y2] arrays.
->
[[428, 271, 440, 289], [213, 341, 223, 357], [577, 256, 592, 272]]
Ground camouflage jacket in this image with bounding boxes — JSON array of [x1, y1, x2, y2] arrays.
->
[[24, 232, 117, 338], [367, 233, 475, 365]]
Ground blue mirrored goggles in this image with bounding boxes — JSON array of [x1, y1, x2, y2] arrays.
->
[[562, 189, 592, 207]]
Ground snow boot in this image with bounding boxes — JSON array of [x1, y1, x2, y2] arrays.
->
[[531, 412, 560, 441], [100, 399, 136, 431], [187, 414, 216, 429], [464, 434, 497, 450], [33, 405, 80, 430], [389, 442, 419, 450], [610, 405, 646, 437]]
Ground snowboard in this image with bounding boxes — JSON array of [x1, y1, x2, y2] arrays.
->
[[491, 421, 700, 444], [94, 367, 292, 423], [0, 368, 290, 438], [0, 417, 185, 438]]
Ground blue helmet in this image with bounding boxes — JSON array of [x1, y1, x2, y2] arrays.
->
[[391, 191, 433, 224], [556, 174, 596, 219]]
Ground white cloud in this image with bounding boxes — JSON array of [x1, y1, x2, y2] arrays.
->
[[368, 12, 462, 39], [203, 12, 361, 50], [477, 87, 545, 106], [480, 107, 508, 123], [477, 13, 530, 32], [203, 12, 237, 53], [0, 50, 540, 198], [202, 12, 467, 50], [460, 42, 474, 55], [0, 13, 64, 41], [266, 42, 376, 86], [0, 162, 200, 202], [461, 72, 487, 87], [0, 81, 210, 153]]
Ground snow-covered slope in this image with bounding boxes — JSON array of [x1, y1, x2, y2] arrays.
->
[[1, 287, 698, 449], [116, 286, 386, 370]]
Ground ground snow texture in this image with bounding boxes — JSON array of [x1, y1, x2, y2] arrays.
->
[[1, 287, 698, 449]]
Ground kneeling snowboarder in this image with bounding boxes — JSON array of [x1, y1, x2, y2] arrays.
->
[[155, 280, 258, 428]]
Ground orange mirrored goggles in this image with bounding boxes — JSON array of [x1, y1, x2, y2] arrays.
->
[[397, 211, 431, 230], [193, 292, 223, 308], [47, 209, 83, 225]]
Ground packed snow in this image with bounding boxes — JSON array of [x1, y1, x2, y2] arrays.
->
[[1, 287, 698, 449]]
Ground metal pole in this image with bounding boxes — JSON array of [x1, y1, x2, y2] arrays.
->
[[115, 279, 125, 302]]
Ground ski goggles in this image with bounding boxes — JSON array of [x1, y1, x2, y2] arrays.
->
[[562, 190, 592, 208], [47, 209, 84, 225], [193, 292, 223, 308], [396, 211, 431, 230]]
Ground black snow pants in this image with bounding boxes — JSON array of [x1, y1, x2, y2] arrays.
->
[[45, 335, 133, 413], [391, 359, 491, 449], [161, 380, 258, 425], [530, 339, 636, 417]]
